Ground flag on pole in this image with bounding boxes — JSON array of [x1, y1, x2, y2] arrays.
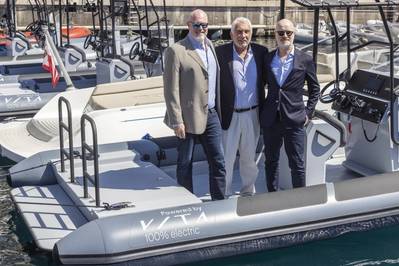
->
[[42, 39, 60, 88]]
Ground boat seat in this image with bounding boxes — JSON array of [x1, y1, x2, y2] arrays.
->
[[15, 54, 43, 61], [279, 111, 346, 189], [20, 74, 97, 93], [0, 62, 44, 75], [63, 44, 87, 62], [90, 75, 164, 109], [17, 70, 97, 82], [55, 149, 202, 221], [129, 135, 207, 167], [11, 185, 88, 251], [92, 75, 163, 95], [0, 54, 43, 65]]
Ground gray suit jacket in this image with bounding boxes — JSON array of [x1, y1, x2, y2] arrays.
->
[[163, 36, 221, 134]]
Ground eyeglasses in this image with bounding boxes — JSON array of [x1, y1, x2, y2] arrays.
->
[[277, 31, 294, 37], [191, 22, 209, 30]]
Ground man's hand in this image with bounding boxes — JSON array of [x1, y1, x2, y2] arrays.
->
[[174, 124, 186, 139], [304, 115, 310, 126]]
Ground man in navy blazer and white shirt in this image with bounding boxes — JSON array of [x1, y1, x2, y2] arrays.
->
[[260, 18, 320, 192]]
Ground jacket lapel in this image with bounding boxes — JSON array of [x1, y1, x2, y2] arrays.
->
[[281, 48, 301, 87], [226, 43, 234, 85], [182, 37, 207, 71], [253, 45, 263, 90], [268, 49, 280, 88], [207, 40, 219, 72]]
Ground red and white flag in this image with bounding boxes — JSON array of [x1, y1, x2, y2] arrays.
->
[[42, 39, 60, 88]]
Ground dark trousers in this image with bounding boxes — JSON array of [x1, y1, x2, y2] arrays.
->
[[176, 109, 226, 200], [263, 120, 305, 191]]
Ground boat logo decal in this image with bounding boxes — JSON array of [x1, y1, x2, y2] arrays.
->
[[140, 206, 207, 243], [1, 94, 42, 105]]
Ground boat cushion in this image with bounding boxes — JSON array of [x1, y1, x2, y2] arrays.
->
[[90, 76, 164, 109]]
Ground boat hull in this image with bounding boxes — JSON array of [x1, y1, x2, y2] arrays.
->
[[53, 173, 399, 265]]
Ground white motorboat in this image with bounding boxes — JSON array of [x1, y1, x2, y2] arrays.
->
[[8, 68, 399, 265], [295, 23, 333, 45], [0, 75, 169, 162]]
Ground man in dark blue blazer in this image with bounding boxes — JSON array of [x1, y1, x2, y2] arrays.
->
[[260, 19, 320, 191]]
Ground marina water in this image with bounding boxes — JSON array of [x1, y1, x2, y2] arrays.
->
[[2, 170, 399, 266]]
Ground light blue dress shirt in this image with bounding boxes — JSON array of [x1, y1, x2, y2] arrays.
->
[[188, 34, 217, 109], [271, 48, 295, 87], [232, 45, 258, 109]]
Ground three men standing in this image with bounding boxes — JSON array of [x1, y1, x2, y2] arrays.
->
[[163, 9, 226, 200], [164, 11, 320, 198], [216, 17, 268, 197]]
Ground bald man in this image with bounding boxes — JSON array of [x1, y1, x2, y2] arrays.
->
[[260, 19, 320, 191], [163, 9, 226, 200]]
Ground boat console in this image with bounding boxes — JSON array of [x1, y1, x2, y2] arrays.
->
[[331, 70, 399, 175], [332, 70, 394, 124], [279, 70, 399, 189], [95, 57, 134, 84], [5, 33, 32, 57], [58, 44, 95, 72]]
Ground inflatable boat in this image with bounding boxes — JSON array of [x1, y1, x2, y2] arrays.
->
[[0, 71, 97, 119], [7, 79, 399, 264]]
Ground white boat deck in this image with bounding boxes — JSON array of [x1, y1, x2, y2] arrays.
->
[[10, 146, 361, 252], [11, 148, 202, 251], [162, 150, 360, 201], [54, 148, 201, 220]]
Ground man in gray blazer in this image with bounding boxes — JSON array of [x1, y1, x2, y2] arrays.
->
[[163, 9, 226, 200]]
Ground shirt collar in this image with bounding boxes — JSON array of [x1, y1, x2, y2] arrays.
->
[[275, 46, 295, 58], [188, 33, 208, 49], [233, 44, 253, 61]]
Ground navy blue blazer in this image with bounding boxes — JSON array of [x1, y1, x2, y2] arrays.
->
[[216, 42, 268, 130], [260, 48, 320, 128]]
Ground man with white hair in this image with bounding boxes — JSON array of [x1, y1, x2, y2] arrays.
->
[[163, 9, 226, 200], [216, 17, 268, 197], [260, 18, 320, 191]]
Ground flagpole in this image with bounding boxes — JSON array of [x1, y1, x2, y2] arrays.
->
[[43, 27, 75, 91]]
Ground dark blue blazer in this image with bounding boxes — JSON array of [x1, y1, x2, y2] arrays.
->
[[260, 48, 320, 128], [216, 42, 268, 130]]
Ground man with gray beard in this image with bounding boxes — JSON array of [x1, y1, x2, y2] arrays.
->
[[216, 17, 268, 197], [260, 19, 320, 191], [163, 9, 226, 200]]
